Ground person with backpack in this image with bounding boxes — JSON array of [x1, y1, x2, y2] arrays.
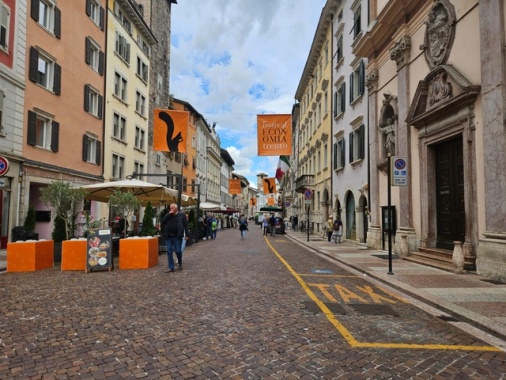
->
[[210, 216, 218, 240], [238, 214, 248, 239], [161, 203, 189, 273], [326, 217, 334, 242], [332, 216, 343, 243]]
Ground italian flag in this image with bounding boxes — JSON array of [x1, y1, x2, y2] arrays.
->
[[275, 155, 290, 180]]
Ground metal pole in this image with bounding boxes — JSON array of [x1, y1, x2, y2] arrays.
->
[[387, 154, 393, 275], [307, 204, 310, 242]]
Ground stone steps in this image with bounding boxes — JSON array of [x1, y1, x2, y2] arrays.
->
[[404, 247, 476, 272]]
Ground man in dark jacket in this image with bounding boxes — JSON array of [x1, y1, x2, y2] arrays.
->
[[161, 203, 189, 272]]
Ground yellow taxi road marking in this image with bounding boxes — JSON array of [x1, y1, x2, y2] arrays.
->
[[307, 283, 402, 304], [265, 237, 501, 352]]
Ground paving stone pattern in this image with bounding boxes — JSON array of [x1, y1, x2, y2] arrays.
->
[[1, 228, 506, 379]]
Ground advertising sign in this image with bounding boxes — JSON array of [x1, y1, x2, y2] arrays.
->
[[229, 179, 242, 195], [257, 114, 292, 156], [153, 109, 188, 153], [86, 228, 113, 272]]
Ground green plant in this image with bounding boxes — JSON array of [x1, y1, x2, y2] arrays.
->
[[109, 190, 140, 237], [52, 215, 67, 243], [140, 202, 157, 236], [40, 181, 87, 241], [24, 205, 36, 233]]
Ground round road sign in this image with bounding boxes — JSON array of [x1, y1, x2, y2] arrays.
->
[[0, 156, 9, 176], [304, 188, 313, 200]]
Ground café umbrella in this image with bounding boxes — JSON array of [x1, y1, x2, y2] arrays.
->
[[81, 179, 194, 206]]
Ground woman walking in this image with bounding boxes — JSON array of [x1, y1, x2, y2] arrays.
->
[[238, 214, 248, 239]]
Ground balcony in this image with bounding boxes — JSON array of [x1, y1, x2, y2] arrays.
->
[[295, 174, 314, 193]]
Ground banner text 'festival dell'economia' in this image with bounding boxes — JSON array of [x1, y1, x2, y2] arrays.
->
[[257, 114, 292, 156]]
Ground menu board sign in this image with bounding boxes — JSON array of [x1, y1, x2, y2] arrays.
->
[[86, 228, 113, 272]]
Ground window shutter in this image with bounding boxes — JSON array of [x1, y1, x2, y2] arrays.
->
[[349, 132, 354, 163], [53, 63, 61, 95], [333, 91, 337, 117], [97, 94, 103, 119], [51, 121, 59, 152], [359, 60, 365, 96], [27, 110, 37, 146], [333, 142, 337, 170], [341, 139, 345, 167], [99, 6, 105, 30], [96, 140, 101, 165], [341, 83, 346, 112], [29, 47, 38, 83], [98, 51, 104, 75], [54, 7, 61, 39], [85, 0, 91, 17], [126, 43, 130, 63], [349, 73, 354, 103], [30, 0, 39, 21], [85, 37, 90, 64], [82, 135, 89, 161], [359, 125, 365, 159], [84, 85, 90, 112]]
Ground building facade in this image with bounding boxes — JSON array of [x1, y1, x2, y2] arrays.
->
[[354, 0, 506, 281]]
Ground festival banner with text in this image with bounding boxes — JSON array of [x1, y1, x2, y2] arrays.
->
[[257, 114, 292, 156], [153, 109, 188, 153], [228, 179, 242, 195]]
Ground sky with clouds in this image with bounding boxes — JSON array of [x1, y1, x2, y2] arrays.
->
[[170, 0, 327, 187]]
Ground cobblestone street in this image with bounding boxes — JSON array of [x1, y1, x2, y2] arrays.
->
[[1, 227, 506, 379]]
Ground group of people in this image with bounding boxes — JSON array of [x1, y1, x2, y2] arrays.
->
[[326, 216, 343, 243]]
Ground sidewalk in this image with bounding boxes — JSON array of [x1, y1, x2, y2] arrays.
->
[[285, 229, 506, 342]]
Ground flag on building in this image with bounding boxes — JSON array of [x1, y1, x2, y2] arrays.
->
[[275, 155, 290, 180]]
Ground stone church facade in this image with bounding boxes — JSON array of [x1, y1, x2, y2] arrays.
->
[[355, 0, 506, 281]]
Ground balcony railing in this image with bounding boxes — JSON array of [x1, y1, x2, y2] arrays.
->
[[295, 174, 314, 193]]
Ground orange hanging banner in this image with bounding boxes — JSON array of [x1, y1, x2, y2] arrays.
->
[[262, 177, 276, 194], [153, 109, 188, 153], [229, 179, 242, 195], [249, 197, 257, 206], [267, 197, 275, 206], [257, 114, 292, 156]]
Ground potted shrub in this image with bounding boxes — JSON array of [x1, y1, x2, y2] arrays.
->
[[40, 181, 87, 262], [140, 201, 157, 236], [23, 205, 38, 240]]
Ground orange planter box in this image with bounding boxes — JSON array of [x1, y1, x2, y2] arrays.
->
[[119, 237, 158, 269], [61, 239, 87, 271], [7, 240, 54, 272]]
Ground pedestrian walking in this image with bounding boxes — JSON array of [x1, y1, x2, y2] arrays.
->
[[161, 203, 189, 272], [238, 214, 248, 239], [332, 216, 343, 243], [211, 216, 218, 240], [293, 215, 298, 231], [262, 215, 269, 235], [326, 217, 334, 242], [269, 214, 276, 237]]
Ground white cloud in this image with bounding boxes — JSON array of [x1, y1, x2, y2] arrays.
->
[[170, 0, 326, 184]]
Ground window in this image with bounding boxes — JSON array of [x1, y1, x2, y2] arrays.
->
[[352, 5, 362, 40], [334, 82, 346, 117], [115, 32, 130, 63], [113, 112, 126, 140], [113, 2, 131, 34], [0, 89, 4, 134], [30, 0, 61, 38], [84, 84, 103, 119], [135, 126, 145, 150], [137, 35, 150, 57], [86, 0, 104, 30], [82, 134, 101, 164], [135, 91, 145, 116], [336, 34, 343, 63], [112, 154, 125, 179], [27, 110, 59, 152], [85, 37, 104, 75], [114, 71, 127, 101], [156, 153, 161, 166], [349, 60, 365, 103], [333, 137, 345, 170], [29, 47, 61, 94], [134, 161, 144, 174], [324, 144, 328, 169], [136, 57, 148, 82], [349, 124, 365, 163], [0, 3, 10, 50]]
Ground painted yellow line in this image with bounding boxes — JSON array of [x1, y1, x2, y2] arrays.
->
[[265, 237, 501, 352]]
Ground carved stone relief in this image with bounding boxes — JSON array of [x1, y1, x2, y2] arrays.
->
[[389, 36, 411, 69], [420, 0, 456, 70]]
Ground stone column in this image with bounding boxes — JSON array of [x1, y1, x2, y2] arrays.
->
[[365, 69, 381, 249], [477, 0, 506, 281], [390, 36, 416, 253]]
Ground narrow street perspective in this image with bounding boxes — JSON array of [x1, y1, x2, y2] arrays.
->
[[1, 226, 506, 379]]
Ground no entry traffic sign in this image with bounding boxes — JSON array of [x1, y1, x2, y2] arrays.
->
[[0, 156, 9, 176]]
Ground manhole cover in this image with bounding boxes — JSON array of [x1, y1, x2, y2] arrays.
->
[[311, 268, 334, 274], [302, 301, 346, 315], [349, 304, 399, 317]]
